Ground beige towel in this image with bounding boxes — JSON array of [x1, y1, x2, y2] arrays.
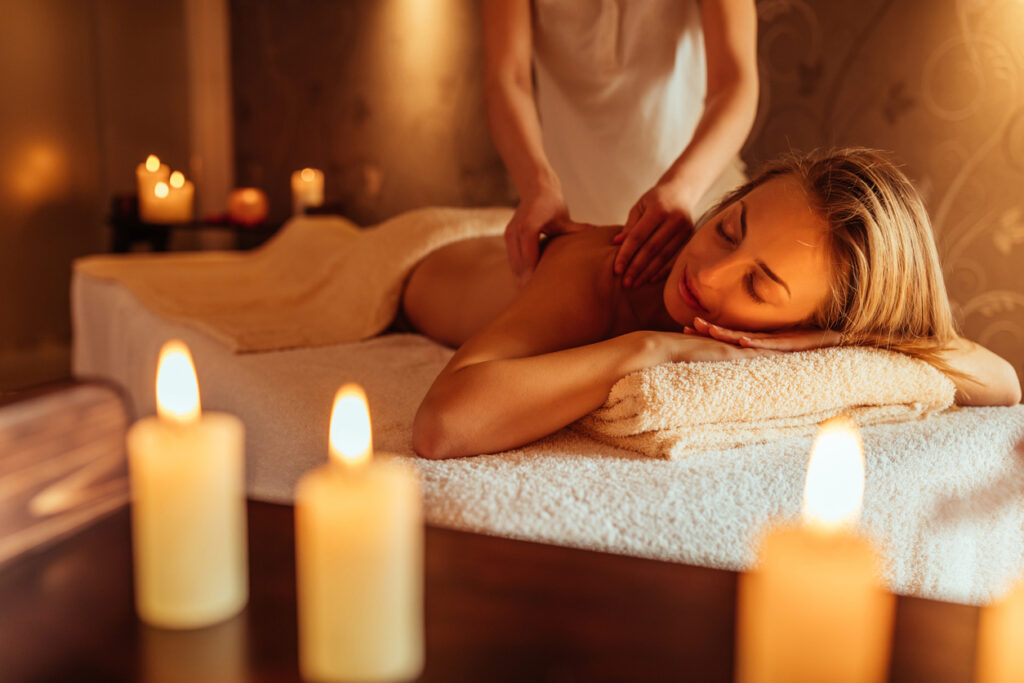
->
[[74, 207, 512, 353], [575, 346, 957, 458]]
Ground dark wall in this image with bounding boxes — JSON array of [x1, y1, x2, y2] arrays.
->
[[230, 0, 513, 226], [0, 0, 190, 354]]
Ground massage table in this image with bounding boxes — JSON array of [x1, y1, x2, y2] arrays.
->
[[71, 213, 1024, 607]]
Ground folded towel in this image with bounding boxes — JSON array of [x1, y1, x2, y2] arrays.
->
[[575, 346, 957, 458], [74, 207, 512, 353]]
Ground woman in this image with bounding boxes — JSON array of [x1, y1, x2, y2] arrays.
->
[[405, 148, 1022, 459]]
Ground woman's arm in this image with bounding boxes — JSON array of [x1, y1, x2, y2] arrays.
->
[[481, 0, 572, 284], [414, 330, 660, 459], [615, 0, 759, 287], [939, 337, 1021, 406]]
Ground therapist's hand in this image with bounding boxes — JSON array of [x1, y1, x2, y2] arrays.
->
[[614, 182, 697, 288], [506, 185, 584, 287]]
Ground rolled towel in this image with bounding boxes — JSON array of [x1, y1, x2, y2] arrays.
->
[[574, 346, 957, 458]]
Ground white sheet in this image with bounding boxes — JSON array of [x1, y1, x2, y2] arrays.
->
[[73, 269, 1024, 605]]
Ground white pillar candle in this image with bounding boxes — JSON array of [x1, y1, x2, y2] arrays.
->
[[136, 154, 170, 218], [127, 340, 248, 629], [295, 384, 423, 682], [736, 417, 894, 683], [290, 167, 324, 216], [227, 187, 269, 225], [140, 171, 195, 224], [976, 579, 1024, 682]]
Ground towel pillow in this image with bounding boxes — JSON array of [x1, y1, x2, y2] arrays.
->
[[574, 346, 956, 458]]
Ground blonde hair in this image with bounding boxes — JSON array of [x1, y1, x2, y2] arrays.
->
[[707, 148, 961, 376]]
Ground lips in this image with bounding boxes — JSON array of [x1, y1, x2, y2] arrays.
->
[[678, 267, 707, 313]]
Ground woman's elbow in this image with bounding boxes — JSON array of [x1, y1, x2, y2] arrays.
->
[[412, 403, 464, 460], [1004, 373, 1022, 406]]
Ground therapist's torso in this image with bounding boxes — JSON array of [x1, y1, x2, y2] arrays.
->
[[532, 0, 744, 224]]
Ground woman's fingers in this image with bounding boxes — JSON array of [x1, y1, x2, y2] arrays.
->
[[628, 225, 687, 287], [614, 210, 661, 276]]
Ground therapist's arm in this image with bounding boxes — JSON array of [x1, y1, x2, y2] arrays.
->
[[482, 0, 577, 287], [616, 0, 759, 287]]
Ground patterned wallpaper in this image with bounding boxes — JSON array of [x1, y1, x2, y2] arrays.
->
[[745, 0, 1024, 384]]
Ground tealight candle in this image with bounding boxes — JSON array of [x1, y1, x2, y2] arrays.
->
[[976, 578, 1024, 682], [295, 384, 423, 682], [227, 187, 269, 225], [127, 340, 248, 629], [140, 170, 195, 224], [290, 167, 324, 215], [736, 417, 894, 683], [136, 154, 170, 219]]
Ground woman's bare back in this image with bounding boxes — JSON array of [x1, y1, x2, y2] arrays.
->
[[401, 226, 673, 349], [402, 235, 519, 347]]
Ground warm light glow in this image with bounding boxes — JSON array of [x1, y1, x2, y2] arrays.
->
[[145, 154, 161, 172], [328, 384, 372, 469], [154, 181, 169, 199], [155, 340, 201, 424], [801, 416, 865, 531], [169, 171, 185, 188], [300, 167, 316, 182]]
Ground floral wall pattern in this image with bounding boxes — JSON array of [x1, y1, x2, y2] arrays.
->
[[745, 0, 1024, 385]]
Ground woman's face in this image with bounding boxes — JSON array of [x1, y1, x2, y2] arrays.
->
[[663, 174, 833, 332]]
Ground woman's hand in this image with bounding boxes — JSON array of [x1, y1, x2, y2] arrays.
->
[[684, 317, 843, 351], [646, 330, 780, 365], [506, 186, 593, 287], [614, 181, 697, 288]]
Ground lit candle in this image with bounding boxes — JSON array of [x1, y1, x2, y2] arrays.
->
[[290, 167, 324, 215], [736, 416, 894, 683], [976, 579, 1024, 682], [140, 170, 195, 224], [295, 384, 423, 682], [227, 187, 269, 225], [136, 154, 170, 219], [127, 340, 248, 629]]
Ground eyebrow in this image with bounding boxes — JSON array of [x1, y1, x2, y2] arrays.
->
[[738, 200, 791, 299]]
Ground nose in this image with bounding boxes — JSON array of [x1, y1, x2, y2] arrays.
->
[[695, 253, 743, 291]]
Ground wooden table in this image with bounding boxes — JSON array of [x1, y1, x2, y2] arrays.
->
[[0, 501, 979, 682]]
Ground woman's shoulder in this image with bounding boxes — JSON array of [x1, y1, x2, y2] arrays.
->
[[542, 225, 619, 268]]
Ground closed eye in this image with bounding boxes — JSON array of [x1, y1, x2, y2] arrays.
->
[[715, 222, 736, 245], [745, 272, 766, 304]]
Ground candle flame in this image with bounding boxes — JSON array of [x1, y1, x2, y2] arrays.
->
[[154, 181, 169, 199], [145, 154, 160, 172], [155, 340, 201, 424], [801, 416, 864, 531], [300, 167, 316, 182], [169, 171, 185, 189], [328, 383, 372, 469]]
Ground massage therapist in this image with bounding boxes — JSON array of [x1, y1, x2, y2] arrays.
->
[[482, 0, 758, 289]]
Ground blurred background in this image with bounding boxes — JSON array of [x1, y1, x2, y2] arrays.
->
[[1, 0, 1022, 391]]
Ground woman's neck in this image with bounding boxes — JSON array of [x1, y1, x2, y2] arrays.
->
[[618, 278, 682, 333]]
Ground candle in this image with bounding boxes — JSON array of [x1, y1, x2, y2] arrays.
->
[[290, 167, 324, 215], [295, 384, 423, 682], [136, 154, 170, 220], [140, 170, 195, 224], [736, 417, 894, 683], [976, 579, 1024, 682], [227, 187, 269, 225], [127, 340, 248, 629]]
